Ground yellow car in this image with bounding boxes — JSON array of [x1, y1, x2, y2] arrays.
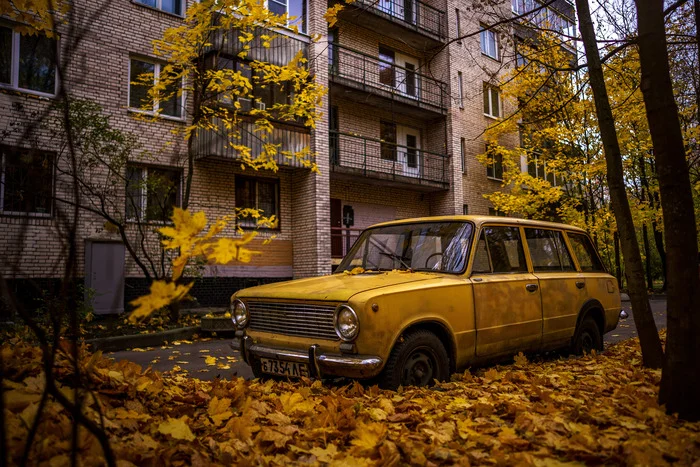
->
[[230, 216, 621, 388]]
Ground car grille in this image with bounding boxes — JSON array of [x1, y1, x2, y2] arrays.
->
[[248, 301, 339, 341]]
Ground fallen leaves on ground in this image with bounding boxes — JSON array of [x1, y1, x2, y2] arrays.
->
[[2, 336, 699, 465]]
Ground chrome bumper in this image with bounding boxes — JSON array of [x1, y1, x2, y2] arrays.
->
[[230, 334, 383, 379]]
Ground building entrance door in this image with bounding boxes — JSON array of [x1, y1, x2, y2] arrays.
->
[[85, 240, 125, 314], [397, 126, 421, 178]]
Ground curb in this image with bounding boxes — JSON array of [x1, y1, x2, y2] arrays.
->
[[85, 326, 201, 352], [620, 293, 666, 302]]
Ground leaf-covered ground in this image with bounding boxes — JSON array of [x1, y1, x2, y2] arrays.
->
[[3, 337, 699, 466]]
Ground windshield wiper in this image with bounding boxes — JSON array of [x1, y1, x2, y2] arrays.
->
[[378, 251, 413, 272]]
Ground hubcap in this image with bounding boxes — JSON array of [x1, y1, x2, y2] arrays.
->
[[581, 332, 594, 353], [402, 348, 436, 386]]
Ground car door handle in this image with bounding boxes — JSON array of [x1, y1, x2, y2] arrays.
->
[[525, 283, 538, 292], [576, 281, 585, 289]]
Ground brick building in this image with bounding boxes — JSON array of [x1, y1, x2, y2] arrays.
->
[[0, 0, 575, 313]]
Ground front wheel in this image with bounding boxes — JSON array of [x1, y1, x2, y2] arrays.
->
[[572, 316, 603, 355], [379, 330, 450, 390]]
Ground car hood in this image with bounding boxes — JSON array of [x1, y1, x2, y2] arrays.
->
[[234, 271, 440, 303]]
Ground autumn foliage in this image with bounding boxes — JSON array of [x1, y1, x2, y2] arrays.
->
[[3, 336, 699, 465]]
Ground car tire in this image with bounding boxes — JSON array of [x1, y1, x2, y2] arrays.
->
[[572, 316, 603, 355], [379, 329, 450, 390]]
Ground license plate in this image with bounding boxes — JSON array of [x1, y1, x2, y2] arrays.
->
[[260, 358, 310, 378]]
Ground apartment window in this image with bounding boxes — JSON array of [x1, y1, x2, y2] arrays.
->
[[485, 144, 503, 180], [460, 137, 467, 173], [235, 176, 280, 228], [380, 121, 397, 161], [528, 153, 558, 186], [0, 26, 57, 96], [511, 0, 534, 15], [268, 0, 307, 33], [0, 146, 54, 215], [462, 204, 469, 215], [129, 58, 183, 118], [455, 9, 462, 41], [457, 71, 464, 109], [379, 47, 395, 87], [480, 26, 499, 60], [483, 83, 501, 118], [125, 165, 181, 222], [515, 38, 528, 67], [134, 0, 183, 15], [488, 207, 506, 217]]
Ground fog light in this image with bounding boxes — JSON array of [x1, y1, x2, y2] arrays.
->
[[231, 299, 249, 329], [335, 305, 359, 341]]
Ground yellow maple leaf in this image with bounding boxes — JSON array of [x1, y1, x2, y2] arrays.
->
[[350, 422, 386, 454], [310, 444, 339, 463], [205, 356, 217, 366], [208, 397, 233, 426], [159, 208, 208, 251], [207, 233, 259, 264], [514, 352, 529, 366], [128, 281, 193, 323], [280, 392, 316, 415], [158, 416, 195, 441]]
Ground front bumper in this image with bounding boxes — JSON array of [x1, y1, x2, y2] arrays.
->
[[230, 334, 383, 379]]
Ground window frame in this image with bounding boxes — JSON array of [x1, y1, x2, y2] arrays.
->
[[566, 231, 607, 273], [460, 137, 467, 173], [527, 152, 558, 186], [0, 24, 58, 97], [485, 144, 504, 181], [128, 57, 185, 120], [480, 25, 499, 60], [457, 71, 464, 109], [483, 83, 501, 118], [266, 0, 308, 34], [470, 224, 528, 275], [125, 164, 182, 223], [234, 175, 281, 230], [0, 146, 55, 217], [524, 228, 576, 272], [132, 0, 184, 16]]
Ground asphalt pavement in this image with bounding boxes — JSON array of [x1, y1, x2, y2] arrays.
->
[[108, 298, 667, 381]]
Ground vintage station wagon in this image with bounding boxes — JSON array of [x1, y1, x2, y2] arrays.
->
[[230, 216, 621, 388]]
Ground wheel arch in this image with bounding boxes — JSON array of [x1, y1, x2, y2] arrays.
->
[[575, 299, 605, 340], [396, 320, 456, 373]]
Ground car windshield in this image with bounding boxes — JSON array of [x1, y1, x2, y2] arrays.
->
[[336, 221, 474, 274]]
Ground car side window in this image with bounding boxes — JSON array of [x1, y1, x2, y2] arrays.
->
[[568, 233, 606, 272], [525, 228, 576, 272], [472, 231, 491, 273], [482, 225, 527, 273]]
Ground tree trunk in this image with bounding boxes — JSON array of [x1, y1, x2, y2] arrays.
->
[[575, 0, 664, 368], [614, 230, 622, 288], [641, 224, 653, 290], [636, 0, 700, 421]]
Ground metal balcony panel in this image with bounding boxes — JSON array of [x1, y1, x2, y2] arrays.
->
[[329, 44, 448, 118], [193, 118, 311, 168], [330, 0, 446, 49], [329, 130, 449, 192]]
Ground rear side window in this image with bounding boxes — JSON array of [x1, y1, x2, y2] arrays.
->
[[568, 233, 606, 272], [472, 225, 527, 273], [525, 229, 575, 272]]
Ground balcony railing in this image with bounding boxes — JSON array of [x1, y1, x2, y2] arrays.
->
[[329, 43, 447, 112], [330, 130, 448, 186], [208, 27, 309, 66], [194, 118, 311, 168], [351, 0, 446, 40]]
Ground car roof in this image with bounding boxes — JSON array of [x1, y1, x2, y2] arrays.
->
[[368, 215, 588, 233]]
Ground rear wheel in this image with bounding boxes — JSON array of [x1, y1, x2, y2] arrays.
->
[[379, 330, 450, 390], [572, 316, 603, 355]]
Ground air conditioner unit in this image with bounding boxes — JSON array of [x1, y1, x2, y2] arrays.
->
[[236, 97, 252, 112], [254, 101, 266, 111]]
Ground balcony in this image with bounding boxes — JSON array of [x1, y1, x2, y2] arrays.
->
[[329, 44, 447, 119], [207, 26, 309, 66], [330, 131, 448, 191], [331, 0, 446, 50], [193, 118, 311, 169]]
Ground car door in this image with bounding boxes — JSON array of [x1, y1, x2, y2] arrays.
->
[[524, 227, 586, 347], [471, 225, 543, 357]]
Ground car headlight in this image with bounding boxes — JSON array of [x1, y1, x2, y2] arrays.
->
[[334, 305, 359, 341], [231, 299, 249, 329]]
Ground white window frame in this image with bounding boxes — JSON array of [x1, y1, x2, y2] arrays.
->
[[265, 0, 307, 34], [125, 165, 182, 223], [133, 0, 184, 16], [480, 26, 499, 60], [0, 25, 58, 97], [483, 83, 501, 118], [456, 9, 462, 42], [0, 148, 55, 217], [457, 71, 464, 109], [128, 57, 185, 121], [528, 153, 558, 186], [460, 137, 467, 173]]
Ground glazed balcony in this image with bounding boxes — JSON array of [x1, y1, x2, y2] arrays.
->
[[331, 0, 446, 50], [207, 26, 309, 66], [193, 118, 311, 168], [329, 44, 448, 119], [330, 131, 449, 191]]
